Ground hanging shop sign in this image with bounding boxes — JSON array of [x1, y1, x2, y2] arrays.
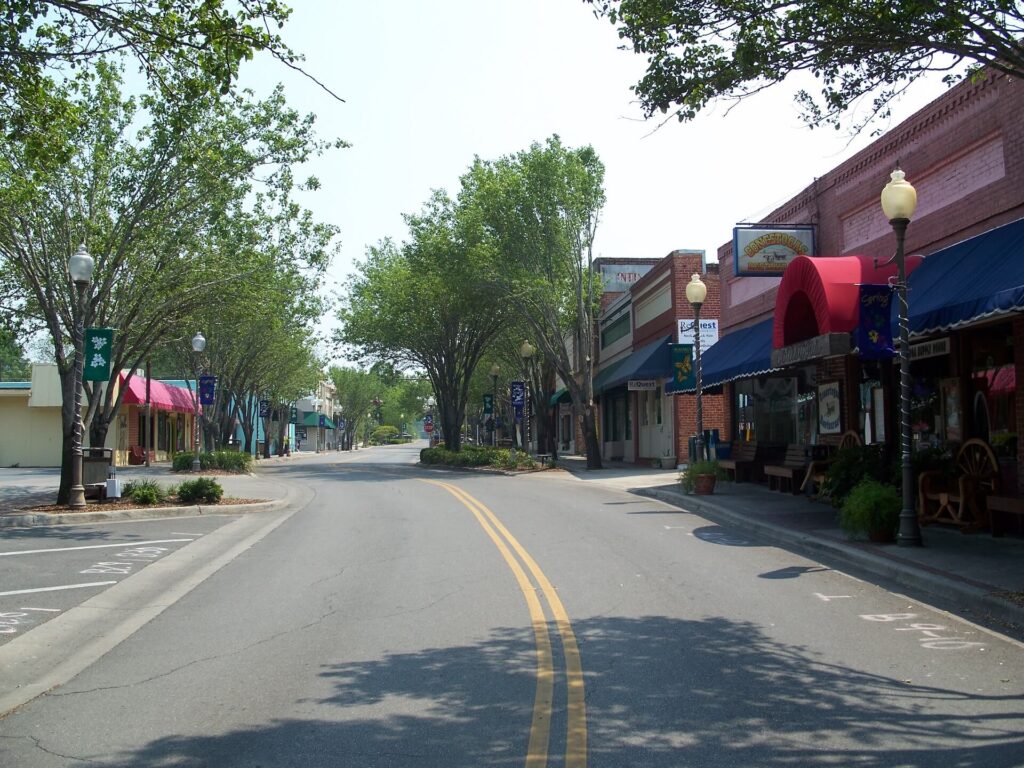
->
[[83, 327, 114, 381], [599, 263, 655, 292], [818, 381, 842, 435], [677, 318, 719, 350], [733, 225, 815, 276]]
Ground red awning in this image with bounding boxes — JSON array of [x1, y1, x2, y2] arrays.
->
[[772, 254, 924, 349], [119, 373, 198, 413]]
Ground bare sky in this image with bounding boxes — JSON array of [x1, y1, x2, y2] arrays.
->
[[237, 0, 950, 348]]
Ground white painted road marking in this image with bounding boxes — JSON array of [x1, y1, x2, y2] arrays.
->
[[0, 582, 118, 597], [18, 607, 61, 612], [0, 539, 193, 557]]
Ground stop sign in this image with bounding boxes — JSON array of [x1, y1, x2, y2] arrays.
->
[[424, 423, 434, 433]]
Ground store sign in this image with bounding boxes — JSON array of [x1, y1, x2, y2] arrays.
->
[[628, 380, 657, 391], [600, 263, 655, 292], [677, 318, 719, 350], [770, 333, 850, 368], [910, 337, 950, 361], [733, 225, 815, 276]]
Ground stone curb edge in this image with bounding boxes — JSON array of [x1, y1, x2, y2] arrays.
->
[[634, 486, 1024, 634], [0, 498, 287, 529]]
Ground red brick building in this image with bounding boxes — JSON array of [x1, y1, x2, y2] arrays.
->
[[593, 250, 724, 466], [706, 70, 1024, 499]]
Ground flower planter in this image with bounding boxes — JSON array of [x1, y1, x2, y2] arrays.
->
[[694, 474, 717, 495]]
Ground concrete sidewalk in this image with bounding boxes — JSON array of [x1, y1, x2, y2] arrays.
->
[[555, 454, 1024, 635]]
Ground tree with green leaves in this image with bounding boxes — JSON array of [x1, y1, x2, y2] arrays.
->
[[464, 136, 606, 468], [338, 192, 511, 452], [328, 366, 388, 451], [589, 0, 1024, 133], [0, 327, 31, 381], [0, 63, 339, 501]]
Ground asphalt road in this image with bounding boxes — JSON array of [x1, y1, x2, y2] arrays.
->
[[1, 444, 1022, 767]]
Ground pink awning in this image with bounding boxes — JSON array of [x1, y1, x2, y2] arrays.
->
[[119, 373, 199, 413]]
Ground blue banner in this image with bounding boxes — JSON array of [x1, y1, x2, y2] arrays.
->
[[665, 344, 695, 393], [857, 284, 895, 360], [198, 375, 216, 405]]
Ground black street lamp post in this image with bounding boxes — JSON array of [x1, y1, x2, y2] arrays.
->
[[685, 273, 708, 463], [68, 244, 94, 509], [880, 167, 922, 547], [490, 363, 500, 447], [191, 332, 206, 472]]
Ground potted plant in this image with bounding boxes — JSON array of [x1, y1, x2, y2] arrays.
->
[[681, 459, 725, 495], [838, 478, 900, 542]]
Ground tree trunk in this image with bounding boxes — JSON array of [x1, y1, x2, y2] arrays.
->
[[581, 405, 602, 469]]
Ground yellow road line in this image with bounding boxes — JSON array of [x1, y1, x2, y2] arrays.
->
[[426, 479, 588, 768], [423, 479, 553, 768]]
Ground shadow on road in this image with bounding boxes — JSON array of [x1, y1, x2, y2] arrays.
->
[[102, 615, 1024, 767]]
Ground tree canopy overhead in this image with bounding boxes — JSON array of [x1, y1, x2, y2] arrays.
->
[[589, 0, 1024, 133]]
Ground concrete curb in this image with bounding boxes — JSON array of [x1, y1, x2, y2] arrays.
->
[[635, 486, 1024, 634], [0, 498, 287, 529]]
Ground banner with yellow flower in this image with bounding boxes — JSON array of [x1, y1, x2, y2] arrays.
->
[[666, 343, 695, 393]]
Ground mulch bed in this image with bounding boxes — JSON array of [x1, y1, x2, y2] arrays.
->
[[23, 497, 265, 514]]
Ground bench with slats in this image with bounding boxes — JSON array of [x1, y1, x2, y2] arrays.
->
[[764, 444, 809, 494], [719, 441, 758, 482]]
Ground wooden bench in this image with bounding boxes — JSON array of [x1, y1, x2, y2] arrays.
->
[[719, 441, 758, 482], [764, 444, 809, 494], [918, 439, 999, 532], [981, 495, 1023, 538]]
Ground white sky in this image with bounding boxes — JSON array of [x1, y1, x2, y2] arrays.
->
[[236, 1, 952, 359]]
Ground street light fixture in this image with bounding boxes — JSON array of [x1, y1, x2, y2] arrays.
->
[[880, 167, 921, 547], [685, 273, 708, 463], [519, 341, 535, 453], [67, 244, 94, 509], [191, 332, 206, 472], [490, 363, 500, 447], [426, 395, 436, 445]]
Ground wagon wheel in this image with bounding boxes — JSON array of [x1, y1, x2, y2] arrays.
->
[[956, 439, 998, 483]]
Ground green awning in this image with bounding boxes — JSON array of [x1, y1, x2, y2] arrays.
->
[[301, 412, 336, 429], [549, 387, 572, 406]]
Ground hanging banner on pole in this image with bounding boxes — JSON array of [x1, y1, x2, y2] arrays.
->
[[83, 328, 114, 381], [199, 375, 217, 405], [665, 344, 695, 393], [856, 284, 896, 360]]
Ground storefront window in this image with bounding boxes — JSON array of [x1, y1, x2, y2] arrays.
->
[[734, 376, 803, 444]]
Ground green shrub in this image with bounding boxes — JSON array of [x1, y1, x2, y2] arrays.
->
[[123, 479, 168, 506], [419, 445, 536, 470], [213, 450, 252, 473], [173, 450, 251, 473], [821, 444, 893, 507], [369, 425, 400, 445], [177, 476, 223, 504], [839, 479, 900, 539]]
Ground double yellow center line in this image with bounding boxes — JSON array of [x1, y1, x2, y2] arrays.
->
[[423, 479, 587, 768]]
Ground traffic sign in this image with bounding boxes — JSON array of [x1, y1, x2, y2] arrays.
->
[[424, 423, 434, 433], [423, 413, 433, 425]]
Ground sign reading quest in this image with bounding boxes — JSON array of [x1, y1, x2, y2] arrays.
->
[[733, 225, 815, 276]]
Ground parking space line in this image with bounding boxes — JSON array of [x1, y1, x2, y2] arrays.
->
[[1, 582, 118, 597], [0, 539, 193, 557]]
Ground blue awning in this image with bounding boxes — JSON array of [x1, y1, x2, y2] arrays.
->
[[902, 217, 1024, 335], [595, 335, 673, 394], [675, 318, 778, 393]]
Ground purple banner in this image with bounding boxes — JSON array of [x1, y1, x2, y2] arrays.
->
[[857, 284, 895, 360]]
